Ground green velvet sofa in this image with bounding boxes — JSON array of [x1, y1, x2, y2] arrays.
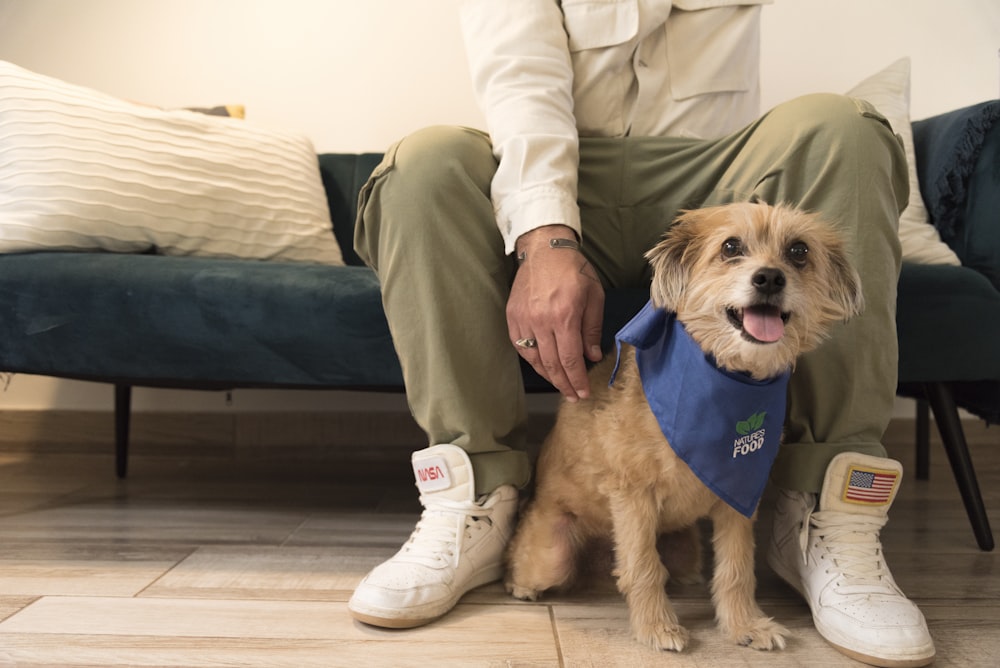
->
[[896, 100, 1000, 551], [0, 102, 997, 548]]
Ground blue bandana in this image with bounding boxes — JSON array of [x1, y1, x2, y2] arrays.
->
[[611, 301, 791, 518]]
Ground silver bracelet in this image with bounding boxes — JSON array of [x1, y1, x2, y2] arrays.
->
[[517, 237, 581, 264]]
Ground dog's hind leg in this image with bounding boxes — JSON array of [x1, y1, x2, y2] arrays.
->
[[610, 490, 689, 652], [710, 506, 789, 650], [504, 499, 579, 601]]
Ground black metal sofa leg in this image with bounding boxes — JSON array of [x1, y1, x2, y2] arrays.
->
[[114, 384, 132, 479], [915, 398, 930, 480], [924, 382, 995, 551]]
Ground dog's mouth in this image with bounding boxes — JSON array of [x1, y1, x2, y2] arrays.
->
[[727, 305, 790, 344]]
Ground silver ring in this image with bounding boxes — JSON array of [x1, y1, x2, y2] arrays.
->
[[515, 337, 537, 349]]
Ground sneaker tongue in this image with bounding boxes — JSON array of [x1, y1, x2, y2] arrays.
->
[[411, 444, 475, 503], [742, 305, 785, 343], [820, 452, 902, 517]]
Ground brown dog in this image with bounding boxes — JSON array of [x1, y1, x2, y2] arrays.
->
[[505, 202, 865, 652]]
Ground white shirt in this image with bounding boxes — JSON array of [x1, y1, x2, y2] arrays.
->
[[460, 0, 771, 253]]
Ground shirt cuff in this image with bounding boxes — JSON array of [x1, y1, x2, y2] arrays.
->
[[496, 186, 582, 255]]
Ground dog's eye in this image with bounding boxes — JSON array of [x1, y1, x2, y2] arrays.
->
[[787, 241, 809, 267], [721, 238, 743, 260]]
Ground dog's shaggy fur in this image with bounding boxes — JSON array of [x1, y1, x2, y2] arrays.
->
[[505, 202, 864, 652]]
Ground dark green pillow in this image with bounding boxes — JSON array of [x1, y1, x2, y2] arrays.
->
[[913, 101, 1000, 289]]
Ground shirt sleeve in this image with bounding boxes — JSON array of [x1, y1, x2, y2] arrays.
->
[[460, 0, 581, 254]]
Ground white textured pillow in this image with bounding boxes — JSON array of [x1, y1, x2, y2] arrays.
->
[[845, 58, 960, 266], [0, 61, 343, 264]]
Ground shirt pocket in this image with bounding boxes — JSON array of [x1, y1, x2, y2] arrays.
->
[[561, 0, 639, 52], [666, 0, 768, 100]]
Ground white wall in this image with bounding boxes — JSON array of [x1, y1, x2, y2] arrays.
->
[[0, 0, 997, 413]]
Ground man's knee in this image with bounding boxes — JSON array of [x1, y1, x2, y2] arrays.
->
[[390, 125, 496, 198], [760, 93, 908, 205], [768, 93, 896, 143], [355, 125, 501, 270], [357, 125, 494, 238]]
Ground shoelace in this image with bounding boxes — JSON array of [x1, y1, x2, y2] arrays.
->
[[808, 509, 898, 593], [396, 495, 494, 569]]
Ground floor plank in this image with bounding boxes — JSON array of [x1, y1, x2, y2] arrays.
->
[[0, 559, 176, 597], [552, 600, 856, 668], [141, 545, 393, 601], [0, 597, 559, 667]]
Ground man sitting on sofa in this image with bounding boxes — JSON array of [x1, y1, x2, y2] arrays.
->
[[349, 2, 935, 665]]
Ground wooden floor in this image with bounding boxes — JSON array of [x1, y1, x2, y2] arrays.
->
[[0, 420, 997, 667]]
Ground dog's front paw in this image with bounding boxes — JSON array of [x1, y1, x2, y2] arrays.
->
[[635, 622, 690, 652], [728, 616, 789, 651], [504, 579, 540, 602]]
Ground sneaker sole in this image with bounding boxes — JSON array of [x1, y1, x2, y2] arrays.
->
[[767, 543, 934, 668], [348, 564, 503, 629], [349, 608, 443, 630], [826, 639, 935, 668]]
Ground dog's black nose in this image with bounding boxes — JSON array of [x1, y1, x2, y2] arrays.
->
[[752, 268, 786, 295]]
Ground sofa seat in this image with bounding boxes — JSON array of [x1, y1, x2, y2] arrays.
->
[[0, 252, 402, 389], [897, 263, 1000, 387]]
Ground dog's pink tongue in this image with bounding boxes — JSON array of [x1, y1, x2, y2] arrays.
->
[[743, 306, 785, 342]]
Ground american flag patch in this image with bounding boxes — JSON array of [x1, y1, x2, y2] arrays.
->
[[843, 467, 898, 505]]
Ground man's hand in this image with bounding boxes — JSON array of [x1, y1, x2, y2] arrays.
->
[[508, 225, 605, 401]]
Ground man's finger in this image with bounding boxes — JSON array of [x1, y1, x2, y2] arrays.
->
[[547, 325, 590, 401], [560, 349, 591, 400], [532, 333, 581, 402], [582, 292, 605, 363]]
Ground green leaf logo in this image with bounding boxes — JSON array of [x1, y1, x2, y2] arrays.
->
[[736, 411, 767, 435]]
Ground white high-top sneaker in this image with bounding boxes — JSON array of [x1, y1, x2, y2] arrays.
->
[[348, 443, 518, 629], [767, 452, 935, 667]]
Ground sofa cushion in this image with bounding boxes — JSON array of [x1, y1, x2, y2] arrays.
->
[[0, 253, 400, 387], [318, 153, 385, 267], [846, 58, 960, 266], [0, 61, 343, 265]]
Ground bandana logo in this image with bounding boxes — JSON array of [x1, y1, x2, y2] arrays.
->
[[732, 411, 768, 458]]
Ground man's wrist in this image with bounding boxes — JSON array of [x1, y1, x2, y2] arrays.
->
[[515, 225, 579, 264]]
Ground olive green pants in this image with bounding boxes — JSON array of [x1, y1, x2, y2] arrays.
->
[[355, 93, 908, 496]]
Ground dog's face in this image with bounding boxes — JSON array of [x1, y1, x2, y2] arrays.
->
[[646, 202, 864, 380]]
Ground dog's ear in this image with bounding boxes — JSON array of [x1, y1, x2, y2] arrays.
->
[[823, 238, 866, 322], [646, 211, 701, 311]]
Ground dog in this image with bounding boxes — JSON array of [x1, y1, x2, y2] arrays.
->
[[504, 202, 865, 653]]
